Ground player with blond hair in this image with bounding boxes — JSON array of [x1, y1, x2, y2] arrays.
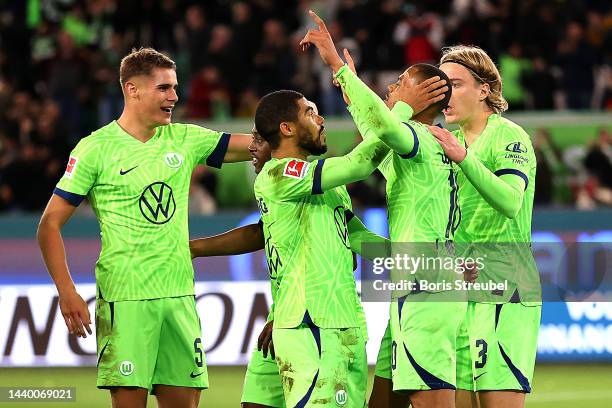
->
[[430, 45, 541, 408]]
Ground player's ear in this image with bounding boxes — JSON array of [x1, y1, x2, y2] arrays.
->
[[279, 121, 294, 137], [479, 82, 490, 102], [124, 80, 139, 100]]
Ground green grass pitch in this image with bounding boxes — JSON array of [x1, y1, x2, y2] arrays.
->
[[0, 364, 611, 407]]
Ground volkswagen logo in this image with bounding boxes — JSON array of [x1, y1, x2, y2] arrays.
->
[[139, 182, 176, 224]]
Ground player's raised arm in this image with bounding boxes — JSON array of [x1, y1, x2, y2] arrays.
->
[[37, 195, 92, 339], [190, 222, 264, 258], [318, 136, 390, 191], [429, 125, 529, 219]]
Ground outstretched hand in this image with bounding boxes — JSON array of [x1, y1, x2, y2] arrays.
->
[[428, 125, 467, 163], [299, 10, 344, 73]]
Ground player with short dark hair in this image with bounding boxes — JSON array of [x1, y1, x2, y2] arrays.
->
[[37, 46, 252, 408]]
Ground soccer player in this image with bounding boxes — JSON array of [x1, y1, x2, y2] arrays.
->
[[37, 47, 253, 408], [429, 45, 541, 408], [302, 10, 467, 408], [190, 123, 389, 408], [250, 87, 403, 407]]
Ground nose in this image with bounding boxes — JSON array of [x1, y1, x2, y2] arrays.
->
[[316, 114, 324, 125], [248, 140, 256, 151], [168, 88, 178, 102]]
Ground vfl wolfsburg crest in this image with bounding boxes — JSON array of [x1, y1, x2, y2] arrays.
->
[[335, 389, 347, 406], [119, 360, 134, 376], [164, 152, 184, 168], [139, 182, 176, 224]]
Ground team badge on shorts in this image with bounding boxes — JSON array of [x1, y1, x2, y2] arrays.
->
[[119, 360, 134, 376], [335, 389, 347, 406]]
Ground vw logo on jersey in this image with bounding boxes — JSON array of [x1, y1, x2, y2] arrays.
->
[[164, 152, 184, 168], [334, 206, 350, 249], [505, 142, 528, 154], [139, 182, 176, 224]]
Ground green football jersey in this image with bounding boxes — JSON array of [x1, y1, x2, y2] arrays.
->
[[56, 121, 228, 301], [383, 120, 459, 243], [453, 114, 540, 304], [254, 157, 365, 330], [379, 120, 461, 291]]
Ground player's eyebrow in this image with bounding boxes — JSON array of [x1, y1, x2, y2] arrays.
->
[[156, 83, 178, 89]]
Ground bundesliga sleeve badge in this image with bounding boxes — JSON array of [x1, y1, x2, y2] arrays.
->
[[283, 159, 310, 179], [64, 156, 78, 178]]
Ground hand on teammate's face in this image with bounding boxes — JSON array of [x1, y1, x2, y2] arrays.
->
[[428, 125, 468, 163], [396, 75, 449, 115], [299, 10, 344, 73], [257, 320, 275, 359], [59, 289, 92, 338]]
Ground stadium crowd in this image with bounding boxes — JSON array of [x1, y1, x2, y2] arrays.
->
[[0, 0, 610, 212]]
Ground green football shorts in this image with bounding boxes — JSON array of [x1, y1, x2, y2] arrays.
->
[[455, 314, 474, 391], [390, 293, 467, 392], [273, 321, 367, 407], [374, 320, 392, 380], [468, 301, 541, 392], [95, 295, 207, 392], [241, 347, 285, 407]]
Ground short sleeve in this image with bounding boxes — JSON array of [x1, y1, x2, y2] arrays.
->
[[258, 158, 324, 201], [55, 138, 98, 206], [184, 124, 229, 168], [492, 126, 535, 190]]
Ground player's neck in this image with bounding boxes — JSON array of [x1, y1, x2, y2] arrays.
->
[[460, 110, 493, 146], [412, 112, 435, 126], [117, 112, 157, 143], [272, 145, 309, 161]]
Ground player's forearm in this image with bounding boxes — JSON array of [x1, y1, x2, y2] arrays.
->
[[459, 152, 526, 219], [224, 133, 252, 162], [347, 214, 390, 261], [36, 220, 77, 295], [320, 137, 389, 191], [336, 65, 415, 155], [190, 223, 264, 258]]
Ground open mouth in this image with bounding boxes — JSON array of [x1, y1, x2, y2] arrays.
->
[[161, 106, 173, 114]]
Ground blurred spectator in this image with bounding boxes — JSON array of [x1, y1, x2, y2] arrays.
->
[[556, 22, 599, 110], [186, 66, 231, 120], [583, 128, 612, 206], [499, 43, 530, 111], [522, 58, 557, 110], [533, 129, 564, 205]]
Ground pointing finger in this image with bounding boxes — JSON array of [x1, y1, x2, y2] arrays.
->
[[308, 10, 328, 33]]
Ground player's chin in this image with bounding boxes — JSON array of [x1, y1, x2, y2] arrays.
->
[[443, 112, 460, 124]]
